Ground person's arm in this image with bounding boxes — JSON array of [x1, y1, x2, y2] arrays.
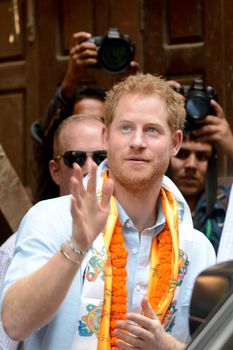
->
[[0, 236, 20, 349], [114, 296, 186, 350], [2, 162, 114, 341], [192, 100, 233, 160], [34, 31, 98, 145], [2, 245, 82, 340]]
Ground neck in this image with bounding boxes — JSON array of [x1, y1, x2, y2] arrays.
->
[[113, 180, 162, 233]]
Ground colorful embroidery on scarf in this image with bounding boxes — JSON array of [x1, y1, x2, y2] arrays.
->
[[97, 182, 181, 350], [163, 300, 177, 331], [177, 249, 189, 287], [79, 303, 103, 337], [85, 246, 106, 282], [176, 200, 185, 223]]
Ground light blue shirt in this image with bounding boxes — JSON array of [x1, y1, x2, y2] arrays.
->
[[0, 161, 216, 349], [117, 198, 165, 312]]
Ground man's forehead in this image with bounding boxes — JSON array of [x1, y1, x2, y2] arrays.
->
[[181, 139, 213, 152]]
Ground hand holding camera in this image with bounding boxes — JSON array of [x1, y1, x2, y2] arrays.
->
[[61, 31, 98, 99], [192, 99, 233, 159], [175, 79, 233, 159], [62, 28, 137, 99], [175, 79, 217, 131]]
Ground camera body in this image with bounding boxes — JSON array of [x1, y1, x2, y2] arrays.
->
[[86, 27, 135, 74], [175, 79, 217, 131]]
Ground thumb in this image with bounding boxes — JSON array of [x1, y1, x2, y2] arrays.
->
[[141, 296, 158, 320], [101, 178, 114, 211]]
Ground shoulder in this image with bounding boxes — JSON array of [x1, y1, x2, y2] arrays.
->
[[0, 233, 17, 256], [16, 195, 73, 248], [190, 229, 216, 267], [21, 195, 72, 224]]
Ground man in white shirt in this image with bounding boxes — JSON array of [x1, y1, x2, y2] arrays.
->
[[1, 74, 215, 350]]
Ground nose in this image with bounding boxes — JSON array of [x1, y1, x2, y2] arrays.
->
[[81, 156, 93, 177], [184, 153, 198, 168], [130, 129, 146, 149]]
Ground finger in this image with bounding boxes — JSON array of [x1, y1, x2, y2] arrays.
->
[[125, 312, 161, 332], [70, 31, 91, 46], [114, 339, 134, 349], [69, 163, 85, 197], [116, 319, 146, 339], [70, 46, 98, 58], [86, 161, 97, 193], [141, 296, 157, 320], [73, 162, 84, 188], [128, 61, 140, 74], [101, 178, 114, 211], [210, 99, 225, 119], [114, 328, 144, 348], [69, 177, 85, 204], [166, 80, 181, 89]]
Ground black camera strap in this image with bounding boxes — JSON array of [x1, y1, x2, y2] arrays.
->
[[205, 147, 218, 217]]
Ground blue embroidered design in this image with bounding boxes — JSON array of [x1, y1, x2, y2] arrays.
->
[[176, 200, 185, 223], [177, 249, 189, 287], [78, 303, 103, 337], [85, 246, 106, 282]]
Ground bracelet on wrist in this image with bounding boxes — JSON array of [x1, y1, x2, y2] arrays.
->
[[60, 243, 82, 265], [68, 238, 90, 256]]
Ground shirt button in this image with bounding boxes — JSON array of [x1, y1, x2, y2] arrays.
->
[[132, 248, 138, 255], [135, 285, 141, 292], [126, 222, 131, 229]]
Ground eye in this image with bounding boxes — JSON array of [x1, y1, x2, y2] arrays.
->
[[120, 124, 131, 133], [176, 149, 190, 159], [146, 126, 157, 133], [196, 152, 210, 161]]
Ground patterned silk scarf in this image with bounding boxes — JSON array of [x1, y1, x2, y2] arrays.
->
[[97, 174, 180, 350]]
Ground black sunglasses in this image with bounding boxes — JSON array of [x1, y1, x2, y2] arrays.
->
[[54, 150, 107, 168]]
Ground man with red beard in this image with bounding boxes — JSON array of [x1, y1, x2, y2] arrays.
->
[[1, 73, 215, 350]]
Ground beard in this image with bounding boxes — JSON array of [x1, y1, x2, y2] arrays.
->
[[107, 149, 169, 192]]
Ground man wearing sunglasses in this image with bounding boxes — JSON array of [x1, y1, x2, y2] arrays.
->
[[1, 74, 215, 350], [169, 101, 233, 253], [49, 114, 107, 196], [0, 113, 107, 350]]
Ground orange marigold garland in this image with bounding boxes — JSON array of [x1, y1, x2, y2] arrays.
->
[[149, 226, 173, 315], [100, 175, 179, 349], [109, 219, 128, 349], [108, 221, 174, 349]]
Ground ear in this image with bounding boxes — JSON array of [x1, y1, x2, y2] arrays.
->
[[170, 130, 183, 157], [102, 126, 109, 150], [49, 159, 61, 186]]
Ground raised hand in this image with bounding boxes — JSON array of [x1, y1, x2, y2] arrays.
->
[[114, 296, 185, 350], [192, 100, 233, 159], [61, 31, 98, 98], [70, 161, 114, 251]]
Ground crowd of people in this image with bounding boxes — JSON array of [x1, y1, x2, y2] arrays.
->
[[0, 30, 233, 350]]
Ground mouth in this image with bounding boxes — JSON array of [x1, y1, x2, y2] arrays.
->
[[126, 156, 149, 162], [180, 176, 198, 183]]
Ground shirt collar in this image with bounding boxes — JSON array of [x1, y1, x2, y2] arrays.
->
[[115, 195, 165, 235]]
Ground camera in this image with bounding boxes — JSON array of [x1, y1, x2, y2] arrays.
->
[[175, 79, 217, 131], [86, 27, 135, 74]]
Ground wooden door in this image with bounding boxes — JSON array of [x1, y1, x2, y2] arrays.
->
[[144, 0, 233, 174], [0, 0, 37, 242]]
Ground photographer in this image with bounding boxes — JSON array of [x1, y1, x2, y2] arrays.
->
[[169, 81, 233, 253], [31, 30, 139, 202]]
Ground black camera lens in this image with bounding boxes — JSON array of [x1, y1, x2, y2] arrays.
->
[[86, 28, 135, 74], [98, 37, 133, 73], [186, 94, 213, 121], [175, 79, 217, 131]]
